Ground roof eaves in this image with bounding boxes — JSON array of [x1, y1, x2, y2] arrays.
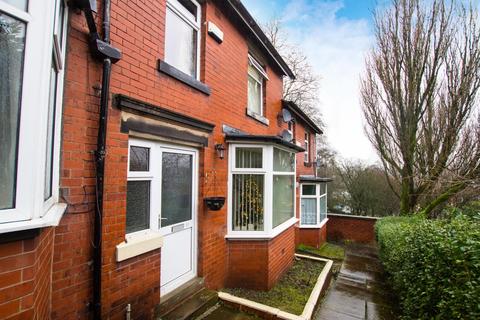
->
[[282, 100, 323, 134]]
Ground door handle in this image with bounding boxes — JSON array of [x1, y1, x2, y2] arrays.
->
[[160, 218, 168, 220]]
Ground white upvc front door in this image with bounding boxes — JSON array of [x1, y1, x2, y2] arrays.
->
[[158, 146, 198, 296]]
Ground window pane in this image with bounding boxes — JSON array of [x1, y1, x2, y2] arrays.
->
[[248, 74, 262, 115], [165, 7, 197, 77], [126, 181, 151, 234], [161, 152, 193, 227], [320, 196, 327, 222], [235, 147, 262, 169], [44, 64, 58, 200], [301, 198, 317, 225], [302, 185, 316, 196], [129, 146, 150, 171], [56, 0, 66, 48], [232, 174, 264, 231], [273, 175, 294, 228], [0, 14, 26, 210], [320, 183, 327, 195], [273, 148, 295, 172], [4, 0, 28, 10]]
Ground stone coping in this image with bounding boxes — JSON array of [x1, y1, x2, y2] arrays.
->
[[218, 254, 334, 320], [327, 213, 381, 220]]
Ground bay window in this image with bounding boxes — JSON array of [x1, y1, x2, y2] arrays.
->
[[165, 0, 201, 78], [228, 145, 296, 237], [300, 183, 328, 228], [0, 0, 68, 230]]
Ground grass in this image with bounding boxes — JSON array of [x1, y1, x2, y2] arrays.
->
[[223, 258, 325, 315], [297, 243, 345, 261]]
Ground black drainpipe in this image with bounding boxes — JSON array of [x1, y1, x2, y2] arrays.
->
[[69, 1, 121, 319]]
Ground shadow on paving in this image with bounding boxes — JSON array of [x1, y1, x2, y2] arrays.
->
[[314, 243, 399, 320]]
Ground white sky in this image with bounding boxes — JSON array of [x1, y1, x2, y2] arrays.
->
[[242, 0, 379, 163]]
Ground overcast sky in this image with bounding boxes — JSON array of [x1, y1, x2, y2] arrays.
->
[[242, 0, 381, 163]]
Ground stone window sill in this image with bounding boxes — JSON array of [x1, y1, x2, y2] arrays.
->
[[246, 109, 270, 126], [157, 60, 211, 95], [116, 231, 163, 262]]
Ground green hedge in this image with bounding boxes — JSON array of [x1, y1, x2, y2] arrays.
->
[[375, 214, 480, 319]]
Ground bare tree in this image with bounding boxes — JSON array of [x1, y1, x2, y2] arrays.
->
[[263, 20, 323, 128], [361, 0, 480, 216]]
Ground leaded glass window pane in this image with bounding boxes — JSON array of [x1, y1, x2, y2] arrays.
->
[[0, 13, 26, 210], [273, 175, 294, 227], [126, 181, 151, 234], [232, 174, 264, 231]]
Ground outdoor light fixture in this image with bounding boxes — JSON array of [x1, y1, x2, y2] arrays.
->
[[215, 144, 226, 160]]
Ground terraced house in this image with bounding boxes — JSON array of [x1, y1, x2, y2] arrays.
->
[[0, 0, 329, 318]]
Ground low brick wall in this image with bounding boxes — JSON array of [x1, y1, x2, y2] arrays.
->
[[226, 225, 295, 290], [296, 224, 327, 249], [327, 214, 379, 244]]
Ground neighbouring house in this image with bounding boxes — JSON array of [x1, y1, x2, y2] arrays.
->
[[0, 0, 330, 319]]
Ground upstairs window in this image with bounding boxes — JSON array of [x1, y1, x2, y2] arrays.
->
[[165, 0, 201, 78], [0, 0, 68, 227], [247, 55, 268, 116], [304, 132, 310, 163]]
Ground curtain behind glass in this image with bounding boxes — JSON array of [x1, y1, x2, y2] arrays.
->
[[235, 147, 262, 168], [232, 174, 264, 231], [301, 198, 317, 225], [0, 14, 25, 210]]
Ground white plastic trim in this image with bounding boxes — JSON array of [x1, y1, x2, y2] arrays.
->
[[0, 203, 67, 234]]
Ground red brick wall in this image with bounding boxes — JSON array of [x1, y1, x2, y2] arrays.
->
[[0, 228, 54, 319], [297, 225, 327, 249], [53, 0, 291, 318], [327, 214, 378, 244], [226, 225, 295, 291]]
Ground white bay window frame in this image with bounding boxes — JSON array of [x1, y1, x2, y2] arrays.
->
[[227, 144, 297, 239], [300, 183, 328, 229], [0, 0, 68, 232]]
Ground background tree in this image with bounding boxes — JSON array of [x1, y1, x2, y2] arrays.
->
[[361, 0, 480, 216]]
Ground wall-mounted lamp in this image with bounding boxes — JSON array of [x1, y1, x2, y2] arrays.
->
[[215, 144, 226, 160]]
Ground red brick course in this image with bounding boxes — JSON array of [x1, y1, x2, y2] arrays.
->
[[327, 214, 378, 244], [297, 225, 327, 249], [0, 228, 54, 320], [226, 225, 296, 290]]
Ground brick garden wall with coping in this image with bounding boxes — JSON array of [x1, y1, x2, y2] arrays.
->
[[327, 214, 379, 244]]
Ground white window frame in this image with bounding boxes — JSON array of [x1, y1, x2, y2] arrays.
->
[[126, 138, 160, 241], [227, 144, 297, 239], [300, 183, 328, 229], [304, 132, 310, 163], [247, 55, 268, 117], [0, 0, 68, 232], [165, 0, 201, 79]]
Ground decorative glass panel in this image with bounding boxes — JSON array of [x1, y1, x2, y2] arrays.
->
[[4, 0, 28, 10], [232, 174, 264, 231], [235, 147, 262, 169], [0, 13, 26, 210], [165, 7, 197, 77], [161, 152, 193, 227], [320, 196, 327, 222], [44, 64, 58, 200], [126, 181, 151, 234], [247, 70, 262, 115], [273, 175, 294, 227], [273, 148, 295, 172], [302, 185, 316, 196], [301, 198, 317, 225], [129, 146, 150, 171]]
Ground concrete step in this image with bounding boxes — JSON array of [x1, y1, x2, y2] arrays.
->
[[156, 277, 206, 318], [159, 289, 218, 320]]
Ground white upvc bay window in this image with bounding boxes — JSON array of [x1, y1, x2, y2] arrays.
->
[[227, 144, 297, 238], [0, 0, 68, 232], [300, 183, 328, 228]]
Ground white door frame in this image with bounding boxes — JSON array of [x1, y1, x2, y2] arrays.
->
[[158, 143, 199, 296]]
